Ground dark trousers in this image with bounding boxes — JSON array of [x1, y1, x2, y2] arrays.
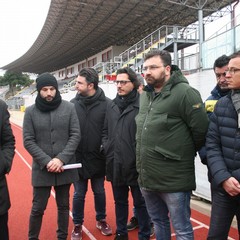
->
[[208, 186, 240, 240], [28, 184, 71, 240], [0, 212, 9, 240], [112, 184, 151, 240]]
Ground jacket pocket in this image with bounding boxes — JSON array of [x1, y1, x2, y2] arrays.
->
[[155, 145, 181, 160]]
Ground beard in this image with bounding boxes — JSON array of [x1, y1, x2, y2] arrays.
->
[[145, 71, 166, 89], [44, 96, 54, 102], [219, 83, 229, 91], [78, 89, 89, 97]]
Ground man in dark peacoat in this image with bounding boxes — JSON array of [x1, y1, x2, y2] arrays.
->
[[102, 67, 151, 240], [0, 99, 15, 240], [70, 68, 112, 240]]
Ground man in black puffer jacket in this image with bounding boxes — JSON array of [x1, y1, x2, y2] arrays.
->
[[206, 51, 240, 239]]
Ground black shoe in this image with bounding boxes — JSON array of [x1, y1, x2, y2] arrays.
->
[[127, 217, 139, 231], [114, 233, 129, 240]]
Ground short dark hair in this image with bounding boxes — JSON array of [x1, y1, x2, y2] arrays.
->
[[144, 49, 171, 67], [213, 55, 230, 69], [136, 73, 145, 86], [116, 67, 140, 89], [79, 67, 99, 89]]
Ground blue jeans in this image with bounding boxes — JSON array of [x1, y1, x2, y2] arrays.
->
[[112, 184, 151, 240], [72, 177, 106, 225], [141, 189, 193, 240], [208, 187, 240, 240]]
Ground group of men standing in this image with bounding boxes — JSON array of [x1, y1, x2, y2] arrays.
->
[[2, 49, 240, 240]]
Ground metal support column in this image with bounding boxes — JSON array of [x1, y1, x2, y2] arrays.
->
[[198, 9, 204, 70], [173, 26, 178, 65], [231, 3, 236, 52], [174, 42, 178, 65]]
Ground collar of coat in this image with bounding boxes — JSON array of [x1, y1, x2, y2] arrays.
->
[[144, 65, 189, 98]]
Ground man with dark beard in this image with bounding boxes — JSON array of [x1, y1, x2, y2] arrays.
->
[[23, 72, 80, 240], [102, 67, 151, 240], [71, 68, 112, 240], [135, 50, 209, 240]]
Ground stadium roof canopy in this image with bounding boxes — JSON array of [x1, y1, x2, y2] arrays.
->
[[1, 0, 237, 74]]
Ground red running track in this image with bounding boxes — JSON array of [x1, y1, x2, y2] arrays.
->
[[7, 123, 239, 240]]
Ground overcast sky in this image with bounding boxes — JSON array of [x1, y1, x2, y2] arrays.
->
[[0, 0, 51, 75], [0, 1, 239, 76]]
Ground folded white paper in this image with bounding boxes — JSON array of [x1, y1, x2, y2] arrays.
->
[[62, 163, 82, 170]]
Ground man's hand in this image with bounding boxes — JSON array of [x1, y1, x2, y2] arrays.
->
[[46, 158, 64, 173], [222, 177, 240, 196]]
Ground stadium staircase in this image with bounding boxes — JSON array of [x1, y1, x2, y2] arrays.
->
[[94, 24, 199, 81]]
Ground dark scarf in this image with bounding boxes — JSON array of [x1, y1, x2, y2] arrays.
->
[[75, 87, 103, 106], [35, 90, 62, 112], [113, 89, 138, 112]]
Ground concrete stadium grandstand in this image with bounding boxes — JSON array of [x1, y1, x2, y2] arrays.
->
[[0, 0, 238, 81]]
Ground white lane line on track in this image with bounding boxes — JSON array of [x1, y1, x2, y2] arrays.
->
[[11, 122, 22, 130], [172, 218, 235, 240], [15, 149, 32, 170], [15, 148, 97, 240], [190, 217, 209, 229]]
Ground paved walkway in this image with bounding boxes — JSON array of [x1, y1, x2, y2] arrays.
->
[[9, 110, 24, 127]]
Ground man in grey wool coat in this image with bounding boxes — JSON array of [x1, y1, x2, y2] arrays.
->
[[23, 72, 80, 240]]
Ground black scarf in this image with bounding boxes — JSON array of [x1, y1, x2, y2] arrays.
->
[[35, 90, 62, 112], [75, 87, 103, 106], [113, 89, 138, 112]]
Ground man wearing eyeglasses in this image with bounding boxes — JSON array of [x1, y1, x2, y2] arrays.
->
[[206, 51, 240, 239], [135, 49, 208, 240], [102, 67, 151, 240], [199, 54, 240, 238]]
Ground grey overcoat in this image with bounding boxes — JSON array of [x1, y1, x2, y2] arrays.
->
[[23, 100, 80, 187]]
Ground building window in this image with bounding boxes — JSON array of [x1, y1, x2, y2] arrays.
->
[[88, 57, 97, 67], [102, 50, 112, 62]]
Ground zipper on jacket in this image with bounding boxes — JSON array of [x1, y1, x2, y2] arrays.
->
[[139, 97, 153, 184]]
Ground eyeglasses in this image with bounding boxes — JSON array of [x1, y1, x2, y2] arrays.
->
[[224, 68, 240, 75], [142, 65, 164, 72], [115, 80, 131, 86], [215, 72, 226, 79]]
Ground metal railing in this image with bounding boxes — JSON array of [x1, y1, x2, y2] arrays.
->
[[93, 24, 199, 80]]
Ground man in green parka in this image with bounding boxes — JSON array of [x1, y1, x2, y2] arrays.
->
[[135, 50, 208, 240]]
